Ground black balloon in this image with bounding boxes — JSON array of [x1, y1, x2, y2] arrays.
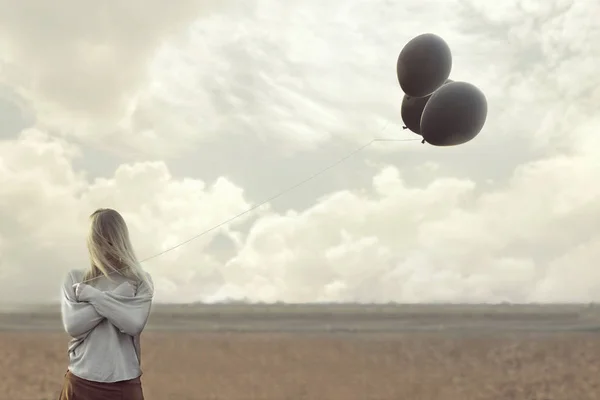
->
[[397, 33, 452, 98], [420, 81, 488, 146], [401, 79, 453, 135]]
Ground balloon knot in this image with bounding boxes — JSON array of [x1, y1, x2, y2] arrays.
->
[[421, 139, 425, 144], [402, 126, 408, 130]]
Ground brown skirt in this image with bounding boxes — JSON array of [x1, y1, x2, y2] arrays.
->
[[58, 370, 144, 400]]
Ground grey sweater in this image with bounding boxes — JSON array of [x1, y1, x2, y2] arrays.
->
[[60, 268, 154, 383]]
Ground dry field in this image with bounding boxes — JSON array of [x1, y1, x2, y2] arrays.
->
[[2, 331, 600, 400]]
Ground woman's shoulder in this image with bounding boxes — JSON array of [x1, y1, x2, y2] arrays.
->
[[64, 268, 86, 282], [60, 269, 86, 292], [141, 270, 153, 287], [136, 270, 154, 295]]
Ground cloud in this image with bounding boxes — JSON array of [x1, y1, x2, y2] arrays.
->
[[4, 115, 600, 304], [0, 0, 225, 156], [0, 130, 253, 303], [0, 86, 35, 139], [0, 0, 494, 158], [0, 0, 223, 115], [213, 118, 600, 303], [4, 0, 595, 159], [1, 0, 600, 304]]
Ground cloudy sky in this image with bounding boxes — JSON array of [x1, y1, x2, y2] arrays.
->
[[0, 0, 599, 305]]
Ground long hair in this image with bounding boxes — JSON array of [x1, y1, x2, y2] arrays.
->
[[83, 208, 151, 289]]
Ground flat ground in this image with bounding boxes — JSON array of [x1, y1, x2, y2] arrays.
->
[[2, 304, 600, 400]]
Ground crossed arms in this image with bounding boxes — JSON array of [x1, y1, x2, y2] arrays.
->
[[61, 270, 154, 338]]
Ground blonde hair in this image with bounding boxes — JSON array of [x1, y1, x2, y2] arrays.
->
[[83, 208, 151, 289]]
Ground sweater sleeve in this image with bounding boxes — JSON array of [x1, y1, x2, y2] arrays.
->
[[79, 273, 154, 336], [60, 270, 105, 338]]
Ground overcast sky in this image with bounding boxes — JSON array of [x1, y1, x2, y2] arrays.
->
[[0, 0, 599, 304]]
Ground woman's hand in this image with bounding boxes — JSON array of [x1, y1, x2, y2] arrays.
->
[[72, 283, 97, 302], [72, 283, 84, 301]]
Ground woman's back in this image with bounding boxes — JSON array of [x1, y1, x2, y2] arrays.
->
[[58, 208, 153, 400], [62, 269, 151, 382]]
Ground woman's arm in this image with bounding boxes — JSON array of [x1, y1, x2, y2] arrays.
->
[[78, 273, 154, 336], [61, 270, 105, 338]]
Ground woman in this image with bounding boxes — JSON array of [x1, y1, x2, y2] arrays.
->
[[59, 208, 154, 400]]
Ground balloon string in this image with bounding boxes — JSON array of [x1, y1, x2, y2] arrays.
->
[[140, 133, 419, 263], [79, 125, 420, 284]]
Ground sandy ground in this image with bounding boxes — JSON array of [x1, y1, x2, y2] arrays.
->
[[2, 331, 600, 400]]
